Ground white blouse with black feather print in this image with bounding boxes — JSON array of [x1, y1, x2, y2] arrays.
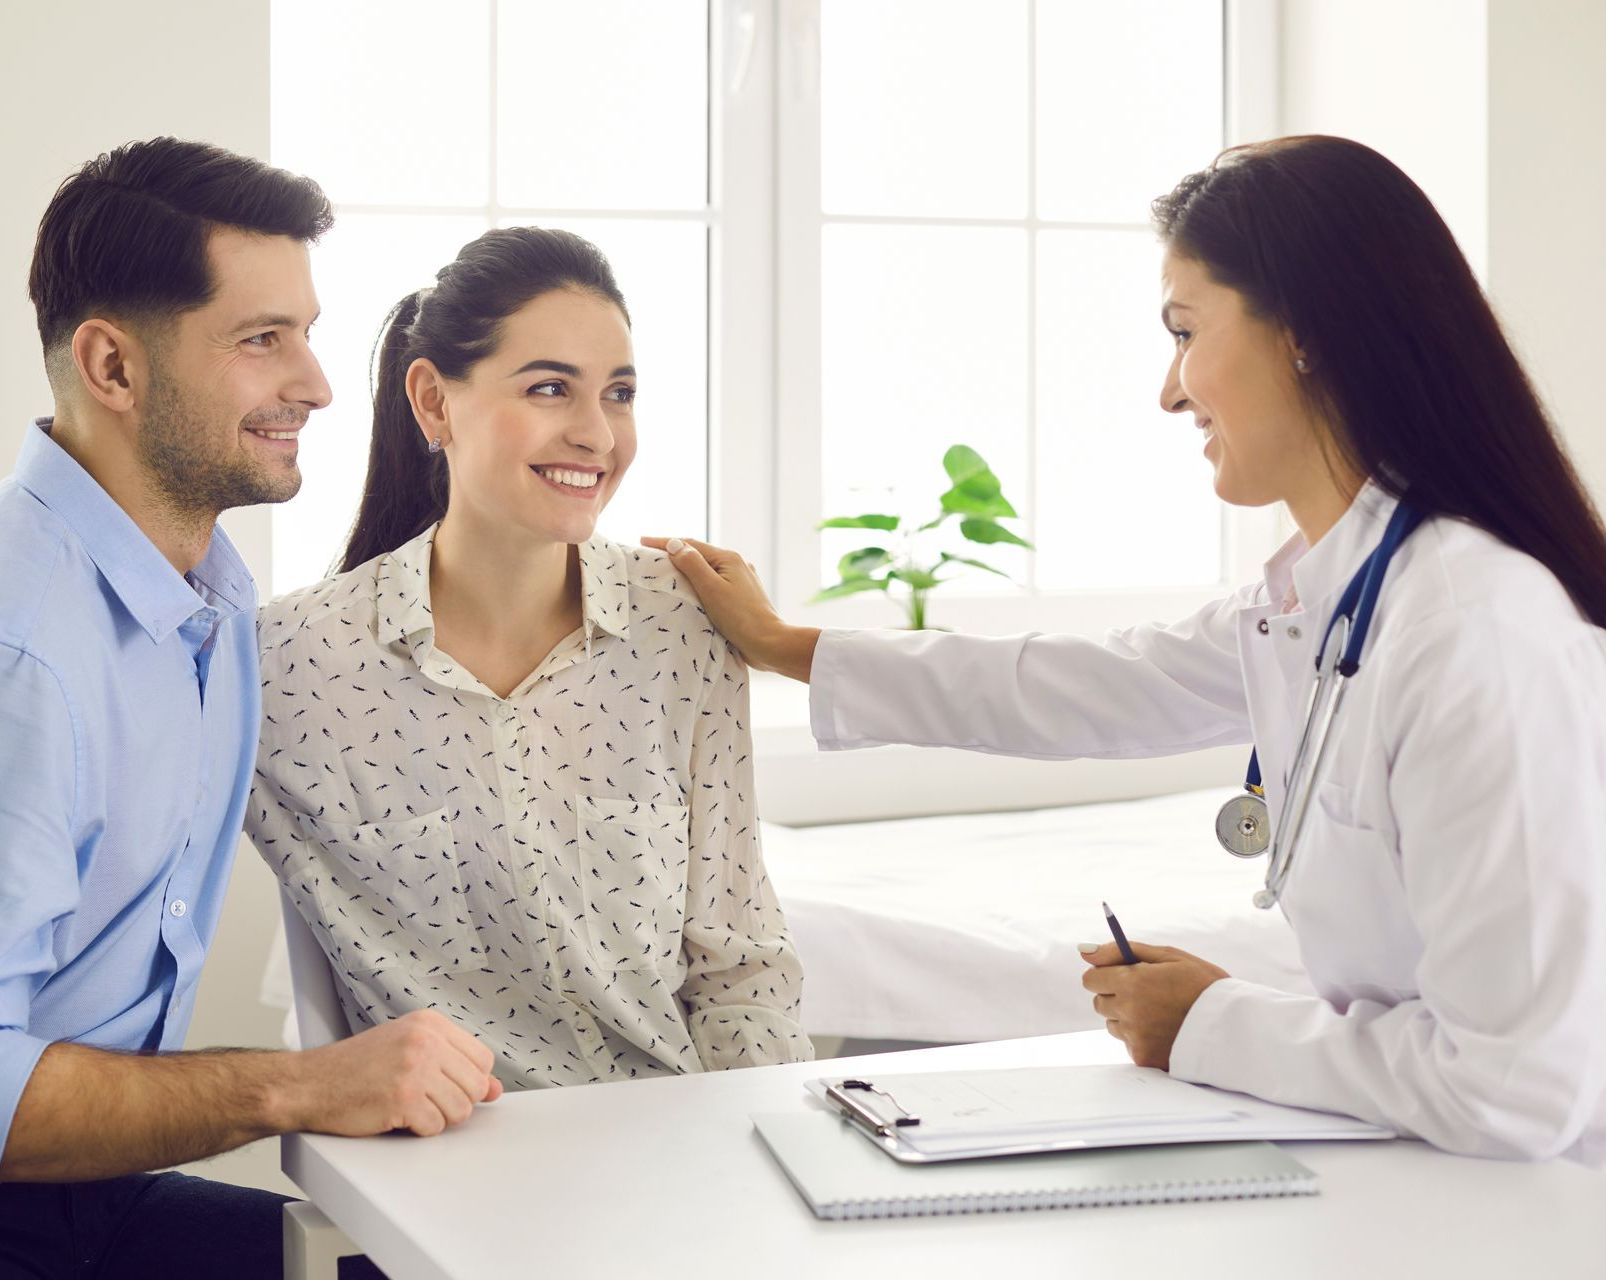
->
[[247, 527, 812, 1088]]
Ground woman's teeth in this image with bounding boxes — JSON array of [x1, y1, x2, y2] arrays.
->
[[535, 467, 599, 489]]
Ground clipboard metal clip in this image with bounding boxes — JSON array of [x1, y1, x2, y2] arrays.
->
[[825, 1078, 922, 1138]]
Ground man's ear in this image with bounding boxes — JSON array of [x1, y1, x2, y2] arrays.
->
[[68, 318, 147, 415], [405, 357, 452, 450]]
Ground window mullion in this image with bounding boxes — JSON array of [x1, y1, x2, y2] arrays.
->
[[709, 0, 780, 561], [772, 0, 824, 612]]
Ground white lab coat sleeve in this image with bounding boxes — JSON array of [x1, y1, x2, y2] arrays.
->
[[1170, 613, 1606, 1161], [809, 585, 1260, 760]]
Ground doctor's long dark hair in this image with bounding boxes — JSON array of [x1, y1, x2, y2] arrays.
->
[[338, 226, 629, 574], [1152, 135, 1606, 628]]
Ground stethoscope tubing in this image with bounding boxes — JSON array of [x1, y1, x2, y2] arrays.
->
[[1227, 498, 1427, 909]]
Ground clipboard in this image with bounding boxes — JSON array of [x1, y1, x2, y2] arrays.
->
[[812, 1065, 1395, 1164]]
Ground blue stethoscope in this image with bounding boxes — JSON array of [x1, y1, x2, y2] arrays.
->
[[1215, 498, 1426, 909]]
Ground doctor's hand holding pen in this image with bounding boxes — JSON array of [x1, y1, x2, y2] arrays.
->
[[641, 536, 822, 682], [1078, 936, 1229, 1071]]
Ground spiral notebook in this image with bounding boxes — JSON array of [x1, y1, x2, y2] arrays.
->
[[754, 1112, 1317, 1220]]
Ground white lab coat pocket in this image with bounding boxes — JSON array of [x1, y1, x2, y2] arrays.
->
[[576, 795, 691, 973], [294, 808, 478, 977], [1282, 783, 1422, 1006]]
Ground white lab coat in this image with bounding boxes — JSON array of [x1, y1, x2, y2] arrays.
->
[[809, 483, 1606, 1163]]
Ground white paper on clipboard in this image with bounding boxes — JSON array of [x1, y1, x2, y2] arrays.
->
[[807, 1065, 1394, 1163]]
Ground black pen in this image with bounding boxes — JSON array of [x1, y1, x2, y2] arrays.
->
[[1102, 900, 1138, 965]]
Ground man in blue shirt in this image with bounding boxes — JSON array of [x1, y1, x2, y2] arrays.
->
[[0, 138, 501, 1277]]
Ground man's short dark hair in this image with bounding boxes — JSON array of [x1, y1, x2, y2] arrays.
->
[[28, 136, 334, 366]]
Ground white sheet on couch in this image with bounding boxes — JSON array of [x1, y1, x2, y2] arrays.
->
[[761, 788, 1312, 1045]]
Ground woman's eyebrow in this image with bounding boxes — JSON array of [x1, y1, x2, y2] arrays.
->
[[505, 359, 637, 379], [1161, 301, 1194, 326]]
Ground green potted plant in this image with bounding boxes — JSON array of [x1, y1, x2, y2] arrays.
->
[[812, 445, 1033, 630]]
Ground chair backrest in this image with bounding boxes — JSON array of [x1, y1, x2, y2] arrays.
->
[[280, 888, 350, 1049]]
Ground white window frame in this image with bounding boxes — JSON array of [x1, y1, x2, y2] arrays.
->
[[709, 0, 1285, 642]]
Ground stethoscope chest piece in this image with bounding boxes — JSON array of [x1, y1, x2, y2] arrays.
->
[[1215, 792, 1271, 858]]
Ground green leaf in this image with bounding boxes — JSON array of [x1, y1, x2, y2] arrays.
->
[[942, 444, 991, 485], [810, 577, 891, 603], [938, 445, 1017, 518], [916, 512, 954, 532], [960, 517, 1034, 549], [939, 484, 1018, 519], [837, 547, 892, 579], [889, 567, 942, 590], [938, 552, 1011, 579], [817, 514, 901, 532]]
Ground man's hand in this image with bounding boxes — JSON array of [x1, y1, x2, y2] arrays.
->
[[279, 1010, 503, 1138], [1079, 941, 1228, 1070], [640, 536, 819, 682]]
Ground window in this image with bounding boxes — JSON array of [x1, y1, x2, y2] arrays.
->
[[776, 0, 1280, 637], [270, 0, 1279, 636], [269, 0, 712, 595]]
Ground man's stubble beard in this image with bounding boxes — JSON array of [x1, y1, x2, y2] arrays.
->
[[136, 362, 304, 525]]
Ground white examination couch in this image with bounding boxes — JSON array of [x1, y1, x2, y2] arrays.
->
[[761, 787, 1312, 1046]]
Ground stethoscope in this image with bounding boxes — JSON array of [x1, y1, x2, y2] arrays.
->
[[1215, 498, 1426, 909]]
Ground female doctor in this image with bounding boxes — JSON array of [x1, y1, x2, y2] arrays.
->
[[647, 136, 1606, 1163]]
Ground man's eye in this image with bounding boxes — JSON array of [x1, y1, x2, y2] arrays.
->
[[244, 332, 277, 348]]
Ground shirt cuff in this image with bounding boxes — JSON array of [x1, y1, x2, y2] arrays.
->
[[807, 629, 857, 750], [1167, 975, 1254, 1085], [687, 1004, 815, 1071], [0, 1029, 53, 1162]]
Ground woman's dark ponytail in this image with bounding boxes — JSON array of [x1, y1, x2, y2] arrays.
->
[[337, 227, 628, 575], [338, 291, 449, 572]]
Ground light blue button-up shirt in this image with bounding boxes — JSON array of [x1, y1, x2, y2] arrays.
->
[[0, 419, 259, 1158]]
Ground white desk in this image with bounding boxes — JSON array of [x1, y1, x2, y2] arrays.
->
[[283, 1032, 1606, 1280]]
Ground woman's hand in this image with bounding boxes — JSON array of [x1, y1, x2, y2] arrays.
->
[[640, 537, 820, 682], [1079, 941, 1228, 1070]]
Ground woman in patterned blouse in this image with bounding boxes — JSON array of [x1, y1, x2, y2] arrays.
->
[[247, 227, 812, 1089]]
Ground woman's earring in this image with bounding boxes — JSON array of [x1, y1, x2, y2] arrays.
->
[[1294, 358, 1310, 373], [427, 437, 443, 454]]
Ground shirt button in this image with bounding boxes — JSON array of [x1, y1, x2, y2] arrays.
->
[[1286, 625, 1302, 640], [1256, 619, 1270, 634], [169, 899, 188, 918]]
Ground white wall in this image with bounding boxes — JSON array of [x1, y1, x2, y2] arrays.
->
[[1485, 0, 1606, 509], [0, 0, 287, 1065], [1280, 0, 1606, 509]]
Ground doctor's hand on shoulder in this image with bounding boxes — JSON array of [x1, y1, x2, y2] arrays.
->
[[642, 535, 821, 682], [1079, 942, 1229, 1071]]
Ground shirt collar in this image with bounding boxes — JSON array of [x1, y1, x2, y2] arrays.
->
[[373, 524, 633, 648], [1260, 479, 1398, 618], [15, 418, 255, 642]]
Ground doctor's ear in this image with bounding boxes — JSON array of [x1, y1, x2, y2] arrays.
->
[[67, 318, 145, 414], [405, 357, 452, 451], [1280, 328, 1313, 376]]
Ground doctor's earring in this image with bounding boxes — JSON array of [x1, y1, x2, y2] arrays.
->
[[1294, 357, 1310, 373], [427, 437, 444, 454]]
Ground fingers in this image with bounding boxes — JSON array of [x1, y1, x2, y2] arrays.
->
[[1079, 939, 1178, 966], [1078, 941, 1126, 967], [442, 1019, 496, 1077], [642, 535, 734, 566], [1125, 941, 1179, 964], [650, 538, 727, 598]]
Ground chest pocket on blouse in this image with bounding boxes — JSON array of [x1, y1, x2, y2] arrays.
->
[[576, 795, 690, 973], [295, 808, 479, 975]]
